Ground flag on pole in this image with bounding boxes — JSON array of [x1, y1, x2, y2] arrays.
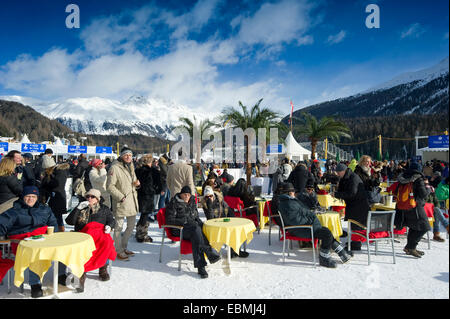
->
[[290, 100, 294, 120]]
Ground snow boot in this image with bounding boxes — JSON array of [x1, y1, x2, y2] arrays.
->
[[403, 248, 422, 258], [135, 222, 150, 242], [99, 264, 110, 281], [332, 241, 353, 263], [433, 232, 445, 242], [198, 267, 208, 279], [319, 249, 337, 268], [30, 284, 43, 298]]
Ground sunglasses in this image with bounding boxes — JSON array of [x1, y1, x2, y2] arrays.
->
[[85, 195, 97, 199]]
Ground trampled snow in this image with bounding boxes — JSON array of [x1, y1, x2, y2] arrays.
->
[[1, 210, 448, 300]]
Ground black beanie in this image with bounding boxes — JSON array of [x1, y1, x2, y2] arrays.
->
[[180, 186, 192, 194]]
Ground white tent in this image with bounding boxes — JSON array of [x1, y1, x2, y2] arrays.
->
[[416, 147, 449, 162], [283, 131, 311, 161], [20, 134, 30, 143]]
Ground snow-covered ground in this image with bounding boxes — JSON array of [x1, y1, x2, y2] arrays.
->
[[1, 210, 448, 300]]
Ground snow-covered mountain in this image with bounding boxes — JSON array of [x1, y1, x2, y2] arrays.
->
[[292, 56, 449, 119], [0, 95, 213, 140]]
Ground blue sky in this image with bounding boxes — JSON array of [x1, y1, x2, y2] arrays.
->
[[0, 0, 448, 116]]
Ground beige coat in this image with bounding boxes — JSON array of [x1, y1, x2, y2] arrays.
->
[[166, 160, 195, 199], [106, 160, 139, 217]]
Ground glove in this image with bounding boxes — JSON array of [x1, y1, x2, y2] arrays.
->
[[77, 201, 89, 210], [104, 225, 112, 234]]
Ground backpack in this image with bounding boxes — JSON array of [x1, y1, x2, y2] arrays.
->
[[395, 182, 416, 210], [73, 170, 86, 197]]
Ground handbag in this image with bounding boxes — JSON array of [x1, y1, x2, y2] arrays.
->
[[367, 187, 382, 204], [73, 170, 86, 197]]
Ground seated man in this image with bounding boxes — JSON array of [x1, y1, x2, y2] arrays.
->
[[0, 186, 67, 298], [200, 186, 249, 258], [296, 181, 321, 210], [166, 186, 221, 278], [278, 183, 352, 268], [65, 188, 116, 292]]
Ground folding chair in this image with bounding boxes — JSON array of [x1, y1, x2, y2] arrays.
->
[[348, 210, 396, 265], [0, 239, 25, 294], [156, 208, 193, 271]]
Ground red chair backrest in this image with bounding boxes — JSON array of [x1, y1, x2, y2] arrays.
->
[[224, 196, 245, 217], [156, 207, 192, 254]]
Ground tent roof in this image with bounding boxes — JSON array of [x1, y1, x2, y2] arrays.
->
[[283, 131, 311, 157], [20, 134, 30, 143]]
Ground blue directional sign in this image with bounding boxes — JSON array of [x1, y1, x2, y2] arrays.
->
[[68, 145, 87, 153], [96, 146, 113, 154], [266, 144, 283, 154], [0, 142, 8, 152], [428, 135, 449, 148], [21, 143, 46, 153]]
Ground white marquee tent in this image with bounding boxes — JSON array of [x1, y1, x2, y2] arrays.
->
[[283, 131, 311, 161]]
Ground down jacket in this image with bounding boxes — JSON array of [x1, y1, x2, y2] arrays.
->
[[0, 199, 58, 236]]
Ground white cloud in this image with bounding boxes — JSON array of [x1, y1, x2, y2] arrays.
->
[[326, 30, 346, 45], [401, 23, 426, 39]]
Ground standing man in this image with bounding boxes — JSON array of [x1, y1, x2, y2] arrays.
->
[[5, 151, 36, 187], [167, 150, 195, 199], [106, 147, 140, 261], [158, 153, 170, 208]]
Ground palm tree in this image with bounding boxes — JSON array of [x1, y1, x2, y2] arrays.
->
[[294, 112, 351, 160], [219, 98, 284, 185], [175, 116, 215, 163]]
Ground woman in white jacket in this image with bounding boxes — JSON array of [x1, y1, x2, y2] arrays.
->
[[89, 159, 111, 208]]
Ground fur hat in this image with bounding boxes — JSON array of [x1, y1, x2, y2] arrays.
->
[[85, 188, 102, 201], [42, 156, 56, 169]]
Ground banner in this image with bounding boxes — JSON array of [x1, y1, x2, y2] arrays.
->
[[68, 145, 87, 154], [95, 146, 113, 154], [21, 143, 46, 153], [428, 135, 449, 148]]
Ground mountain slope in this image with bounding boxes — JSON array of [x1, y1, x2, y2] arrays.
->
[[0, 95, 212, 140]]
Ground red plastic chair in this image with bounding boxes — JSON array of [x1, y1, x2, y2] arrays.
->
[[265, 202, 318, 266], [223, 196, 259, 229], [156, 208, 193, 271]]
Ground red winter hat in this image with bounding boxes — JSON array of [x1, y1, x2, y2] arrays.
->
[[90, 159, 103, 168]]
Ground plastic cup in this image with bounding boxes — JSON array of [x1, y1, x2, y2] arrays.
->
[[47, 226, 54, 235]]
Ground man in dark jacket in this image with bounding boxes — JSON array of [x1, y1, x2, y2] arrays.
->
[[296, 181, 320, 210], [278, 183, 352, 268], [287, 162, 315, 195], [0, 186, 66, 298], [333, 163, 370, 251], [165, 186, 220, 278], [395, 162, 431, 258]]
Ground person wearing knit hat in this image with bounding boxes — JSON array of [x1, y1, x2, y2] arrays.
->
[[166, 184, 221, 278], [41, 155, 56, 169], [106, 144, 140, 261]]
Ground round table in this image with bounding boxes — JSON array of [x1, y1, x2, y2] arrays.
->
[[14, 232, 96, 297], [203, 218, 256, 268], [316, 212, 343, 240]]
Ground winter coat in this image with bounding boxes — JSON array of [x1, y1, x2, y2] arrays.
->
[[158, 155, 169, 190], [334, 168, 370, 227], [65, 203, 115, 232], [0, 199, 58, 236], [435, 182, 449, 201], [16, 164, 36, 187], [200, 191, 233, 220], [166, 160, 195, 199], [296, 190, 320, 210], [0, 175, 23, 205], [354, 165, 380, 191], [135, 165, 161, 213], [395, 170, 431, 232], [106, 159, 139, 218], [277, 194, 322, 238], [40, 163, 70, 216], [165, 193, 201, 236], [287, 165, 314, 194], [89, 167, 111, 208]]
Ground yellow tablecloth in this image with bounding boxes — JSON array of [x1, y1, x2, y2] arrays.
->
[[256, 199, 270, 230], [317, 195, 346, 209], [14, 232, 96, 287], [371, 202, 396, 211], [203, 218, 256, 253], [317, 184, 331, 191], [316, 212, 343, 240]]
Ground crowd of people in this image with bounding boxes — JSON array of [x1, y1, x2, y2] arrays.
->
[[0, 145, 449, 297]]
